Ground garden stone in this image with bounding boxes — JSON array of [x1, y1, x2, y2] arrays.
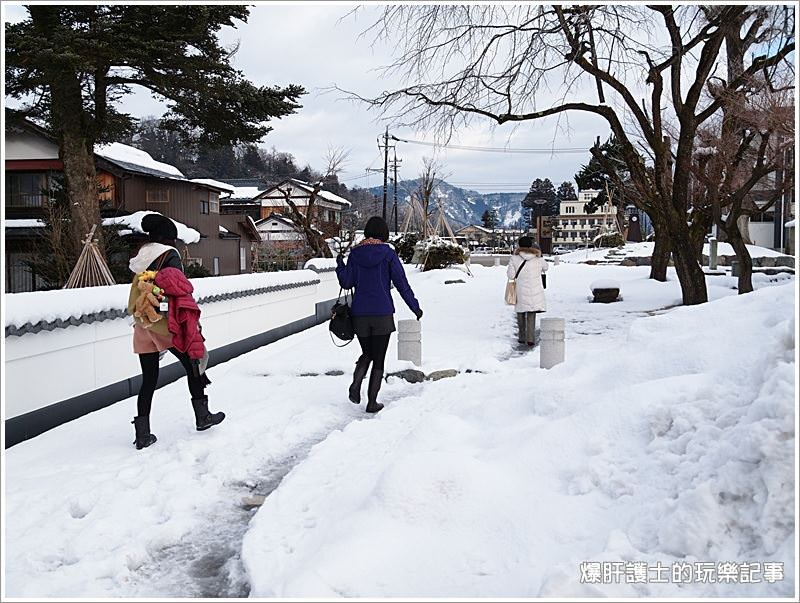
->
[[387, 369, 426, 383], [426, 369, 459, 381]]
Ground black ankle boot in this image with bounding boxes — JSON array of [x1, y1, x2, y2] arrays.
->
[[349, 355, 371, 404], [191, 396, 225, 431], [365, 369, 384, 414], [132, 416, 157, 450]]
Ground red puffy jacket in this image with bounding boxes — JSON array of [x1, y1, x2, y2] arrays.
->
[[154, 267, 206, 360]]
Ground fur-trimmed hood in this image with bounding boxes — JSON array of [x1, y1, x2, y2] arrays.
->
[[515, 246, 542, 258]]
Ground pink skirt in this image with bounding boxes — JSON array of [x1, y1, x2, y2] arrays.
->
[[133, 324, 174, 354]]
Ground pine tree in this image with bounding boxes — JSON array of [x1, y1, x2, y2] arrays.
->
[[480, 208, 498, 229], [6, 5, 305, 258], [556, 181, 577, 201], [574, 136, 633, 214], [521, 178, 558, 228]]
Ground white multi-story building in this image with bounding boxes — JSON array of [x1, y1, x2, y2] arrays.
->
[[552, 189, 618, 250]]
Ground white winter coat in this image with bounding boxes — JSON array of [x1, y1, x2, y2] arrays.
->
[[507, 248, 548, 313]]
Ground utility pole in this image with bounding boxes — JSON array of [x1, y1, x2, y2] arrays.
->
[[390, 147, 402, 235], [381, 127, 389, 220]]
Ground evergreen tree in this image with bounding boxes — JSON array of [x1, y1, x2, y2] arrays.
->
[[240, 144, 268, 177], [521, 178, 558, 228], [480, 208, 498, 229], [556, 181, 577, 201], [574, 136, 632, 214], [6, 5, 305, 257]]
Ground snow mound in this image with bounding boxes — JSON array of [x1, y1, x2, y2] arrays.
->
[[241, 283, 796, 598], [590, 279, 621, 290]]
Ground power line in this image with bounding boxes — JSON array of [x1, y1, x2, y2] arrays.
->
[[390, 135, 590, 154]]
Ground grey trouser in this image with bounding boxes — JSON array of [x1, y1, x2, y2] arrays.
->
[[517, 312, 537, 344]]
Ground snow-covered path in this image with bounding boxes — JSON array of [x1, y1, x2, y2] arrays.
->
[[4, 262, 795, 598]]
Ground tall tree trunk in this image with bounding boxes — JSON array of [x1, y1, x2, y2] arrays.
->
[[667, 212, 709, 305], [689, 210, 713, 267], [60, 133, 101, 250], [650, 218, 671, 282], [725, 217, 754, 294], [31, 6, 104, 267]]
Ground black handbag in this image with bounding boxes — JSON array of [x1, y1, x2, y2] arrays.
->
[[542, 273, 547, 289], [329, 288, 354, 346]]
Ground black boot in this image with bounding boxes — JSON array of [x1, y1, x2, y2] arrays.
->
[[348, 355, 371, 404], [365, 369, 384, 414], [132, 416, 157, 450], [191, 396, 225, 431]]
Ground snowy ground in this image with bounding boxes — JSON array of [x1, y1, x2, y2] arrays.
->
[[558, 241, 789, 264], [3, 262, 796, 598]]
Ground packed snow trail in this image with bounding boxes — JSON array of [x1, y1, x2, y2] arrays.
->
[[4, 262, 794, 597]]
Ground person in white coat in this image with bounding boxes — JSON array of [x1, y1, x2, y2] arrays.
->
[[507, 236, 548, 346]]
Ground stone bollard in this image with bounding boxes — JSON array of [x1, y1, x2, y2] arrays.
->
[[554, 255, 561, 266], [709, 237, 718, 270], [540, 317, 565, 369], [731, 260, 740, 277], [398, 319, 422, 366], [493, 257, 501, 267]]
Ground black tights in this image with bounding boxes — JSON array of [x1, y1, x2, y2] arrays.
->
[[137, 349, 205, 417], [356, 334, 391, 371]]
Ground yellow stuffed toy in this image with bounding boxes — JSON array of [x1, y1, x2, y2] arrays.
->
[[133, 270, 164, 327]]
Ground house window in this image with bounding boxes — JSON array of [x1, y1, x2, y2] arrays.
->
[[200, 198, 209, 214], [5, 172, 48, 208], [146, 188, 170, 204], [213, 257, 220, 275], [209, 192, 220, 214], [328, 210, 336, 222], [240, 246, 246, 271]]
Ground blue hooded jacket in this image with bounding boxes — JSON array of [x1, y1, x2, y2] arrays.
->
[[336, 242, 420, 317]]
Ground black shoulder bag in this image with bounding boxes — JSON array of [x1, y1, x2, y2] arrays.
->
[[329, 288, 355, 346]]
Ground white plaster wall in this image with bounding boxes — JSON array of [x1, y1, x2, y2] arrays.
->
[[748, 222, 776, 249], [5, 280, 327, 419]]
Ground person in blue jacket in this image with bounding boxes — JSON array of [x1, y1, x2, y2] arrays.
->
[[336, 216, 423, 413]]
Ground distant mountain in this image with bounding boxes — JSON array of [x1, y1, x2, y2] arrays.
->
[[363, 179, 525, 228]]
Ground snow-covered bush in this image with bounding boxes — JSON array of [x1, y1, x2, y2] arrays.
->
[[593, 232, 625, 248], [421, 237, 467, 271], [390, 232, 420, 263]]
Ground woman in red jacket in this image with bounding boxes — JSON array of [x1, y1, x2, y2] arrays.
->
[[128, 213, 224, 450]]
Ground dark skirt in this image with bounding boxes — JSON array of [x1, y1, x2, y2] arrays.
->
[[352, 314, 396, 337]]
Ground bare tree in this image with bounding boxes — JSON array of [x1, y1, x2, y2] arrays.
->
[[278, 147, 350, 258], [417, 157, 444, 238], [692, 88, 794, 293], [345, 5, 794, 305]]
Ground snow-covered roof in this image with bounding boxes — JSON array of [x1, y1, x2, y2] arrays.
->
[[191, 179, 236, 194], [94, 142, 185, 179], [255, 213, 300, 229], [103, 211, 200, 244], [219, 225, 229, 233], [457, 224, 493, 233], [260, 179, 351, 207], [5, 219, 45, 228], [227, 186, 265, 201]]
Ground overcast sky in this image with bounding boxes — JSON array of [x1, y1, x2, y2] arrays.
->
[[4, 2, 612, 193]]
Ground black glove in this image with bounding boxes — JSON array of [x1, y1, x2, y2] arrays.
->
[[414, 308, 423, 320]]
